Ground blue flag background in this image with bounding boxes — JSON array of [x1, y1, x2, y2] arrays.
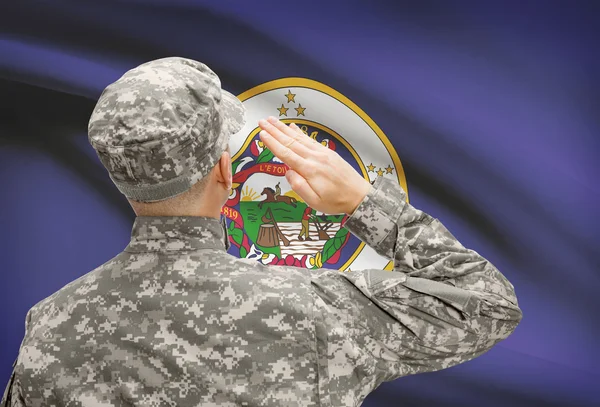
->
[[1, 1, 598, 406]]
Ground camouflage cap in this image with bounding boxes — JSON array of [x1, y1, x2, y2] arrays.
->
[[88, 57, 246, 202]]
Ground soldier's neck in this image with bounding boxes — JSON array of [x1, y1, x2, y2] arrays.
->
[[134, 207, 222, 219], [130, 201, 223, 219]]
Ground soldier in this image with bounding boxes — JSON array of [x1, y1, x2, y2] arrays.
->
[[2, 57, 522, 407]]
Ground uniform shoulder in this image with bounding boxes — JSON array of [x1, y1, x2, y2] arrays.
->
[[28, 251, 127, 319]]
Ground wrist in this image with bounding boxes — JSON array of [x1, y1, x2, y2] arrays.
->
[[345, 179, 372, 215]]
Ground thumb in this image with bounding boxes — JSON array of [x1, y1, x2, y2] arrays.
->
[[285, 170, 319, 205]]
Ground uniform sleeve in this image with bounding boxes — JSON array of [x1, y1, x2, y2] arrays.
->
[[1, 312, 31, 407], [308, 176, 522, 404], [0, 371, 25, 407]]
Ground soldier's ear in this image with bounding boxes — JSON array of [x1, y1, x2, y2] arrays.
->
[[217, 150, 232, 190]]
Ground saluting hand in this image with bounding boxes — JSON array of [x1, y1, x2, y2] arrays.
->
[[257, 117, 371, 215]]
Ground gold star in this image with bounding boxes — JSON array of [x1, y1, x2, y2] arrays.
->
[[385, 165, 394, 174], [376, 168, 384, 177], [367, 163, 376, 172], [295, 104, 306, 116], [285, 90, 296, 103], [277, 104, 289, 116]]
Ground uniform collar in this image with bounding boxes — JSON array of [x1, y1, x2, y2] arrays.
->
[[125, 215, 230, 253]]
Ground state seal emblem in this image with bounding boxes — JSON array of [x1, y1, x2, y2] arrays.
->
[[222, 78, 408, 272]]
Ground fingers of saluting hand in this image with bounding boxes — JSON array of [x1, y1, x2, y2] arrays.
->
[[258, 121, 307, 171], [267, 117, 323, 151], [257, 117, 321, 170], [289, 123, 324, 150], [258, 117, 320, 155]]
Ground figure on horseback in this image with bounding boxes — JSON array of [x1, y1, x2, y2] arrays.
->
[[274, 182, 281, 200], [259, 186, 298, 209]]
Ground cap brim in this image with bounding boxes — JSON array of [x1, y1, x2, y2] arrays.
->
[[220, 90, 246, 137]]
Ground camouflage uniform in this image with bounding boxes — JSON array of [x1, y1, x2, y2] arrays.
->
[[1, 57, 522, 407]]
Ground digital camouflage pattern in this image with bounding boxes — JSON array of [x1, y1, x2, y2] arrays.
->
[[88, 57, 246, 202], [2, 176, 522, 407]]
